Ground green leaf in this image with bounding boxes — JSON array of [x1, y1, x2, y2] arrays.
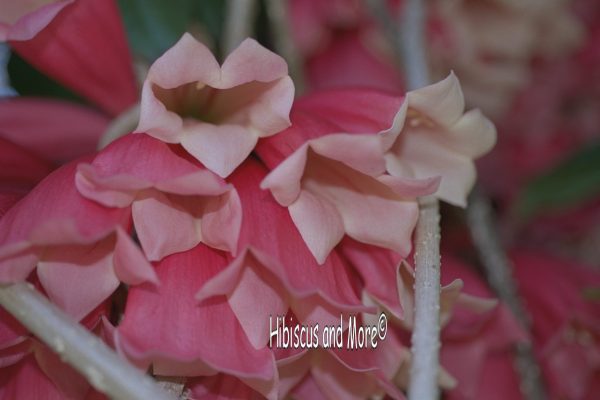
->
[[515, 141, 600, 219], [582, 287, 600, 302], [117, 0, 226, 64]]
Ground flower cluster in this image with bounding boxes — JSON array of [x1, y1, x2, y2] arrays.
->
[[3, 1, 598, 399], [0, 1, 500, 398]]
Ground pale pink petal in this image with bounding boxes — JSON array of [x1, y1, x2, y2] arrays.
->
[[180, 123, 258, 178], [0, 98, 110, 163], [220, 38, 289, 86], [0, 0, 72, 41], [76, 134, 231, 205], [198, 160, 370, 346], [263, 146, 425, 263], [196, 250, 288, 350], [77, 134, 241, 259], [112, 227, 158, 285], [136, 34, 293, 177], [386, 73, 497, 206], [132, 191, 202, 261], [132, 189, 241, 261], [407, 73, 465, 127], [10, 0, 138, 116], [36, 240, 119, 321], [257, 89, 407, 169], [389, 132, 476, 207], [288, 189, 345, 264], [198, 189, 242, 256]]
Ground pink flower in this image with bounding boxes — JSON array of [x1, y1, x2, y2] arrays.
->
[[258, 89, 439, 264], [75, 133, 242, 261], [0, 159, 157, 320], [5, 0, 137, 116], [135, 33, 294, 177], [113, 243, 278, 399], [383, 74, 496, 207], [196, 159, 371, 349], [429, 0, 583, 118], [259, 75, 494, 264]]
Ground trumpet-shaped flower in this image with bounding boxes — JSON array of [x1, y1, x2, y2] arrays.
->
[[196, 159, 371, 349], [75, 133, 242, 261], [258, 97, 439, 264], [0, 160, 157, 320], [135, 33, 294, 177], [113, 243, 278, 399], [383, 73, 496, 207]]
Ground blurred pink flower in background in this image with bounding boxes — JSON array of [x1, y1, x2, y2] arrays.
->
[[512, 251, 600, 400], [439, 255, 527, 400]]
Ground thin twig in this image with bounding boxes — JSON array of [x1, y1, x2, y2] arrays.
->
[[264, 0, 305, 95], [223, 0, 257, 54], [409, 196, 442, 400], [0, 282, 174, 400], [467, 186, 547, 400]]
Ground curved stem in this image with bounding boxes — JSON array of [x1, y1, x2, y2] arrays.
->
[[467, 187, 547, 400], [0, 283, 174, 400]]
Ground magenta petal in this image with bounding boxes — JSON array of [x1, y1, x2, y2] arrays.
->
[[116, 244, 276, 397], [10, 0, 138, 116], [0, 136, 54, 191], [0, 159, 129, 280], [76, 134, 231, 206], [200, 160, 370, 330], [340, 238, 404, 319], [112, 227, 158, 285], [0, 98, 110, 163], [76, 134, 241, 259], [0, 354, 68, 400]]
